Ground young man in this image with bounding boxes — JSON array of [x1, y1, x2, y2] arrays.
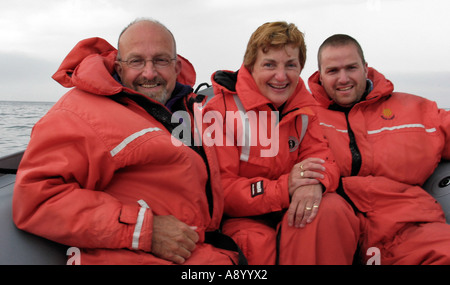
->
[[13, 19, 238, 265], [309, 34, 450, 264]]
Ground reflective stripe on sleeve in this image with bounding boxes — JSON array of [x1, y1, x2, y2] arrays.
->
[[110, 127, 162, 157], [132, 199, 150, 250], [233, 95, 251, 162], [319, 122, 348, 133], [299, 114, 309, 142]]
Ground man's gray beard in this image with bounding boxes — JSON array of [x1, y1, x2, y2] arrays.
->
[[148, 89, 169, 105]]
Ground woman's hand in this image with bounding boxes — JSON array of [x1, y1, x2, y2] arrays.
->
[[287, 184, 323, 228], [287, 158, 326, 227], [288, 158, 325, 194]]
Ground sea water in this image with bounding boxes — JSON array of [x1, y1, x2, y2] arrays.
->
[[0, 101, 54, 157]]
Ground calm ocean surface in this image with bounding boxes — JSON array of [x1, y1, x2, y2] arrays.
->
[[0, 101, 55, 158]]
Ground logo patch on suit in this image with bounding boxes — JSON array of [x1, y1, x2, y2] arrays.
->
[[381, 108, 395, 120], [288, 136, 299, 152], [251, 181, 264, 197]]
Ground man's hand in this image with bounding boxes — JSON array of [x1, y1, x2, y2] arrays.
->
[[151, 215, 199, 264]]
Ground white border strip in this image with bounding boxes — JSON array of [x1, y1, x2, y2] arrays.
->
[[132, 199, 150, 250], [233, 95, 251, 162], [320, 122, 436, 136], [110, 127, 162, 157], [367, 124, 436, 135], [299, 114, 309, 142], [319, 122, 348, 133]]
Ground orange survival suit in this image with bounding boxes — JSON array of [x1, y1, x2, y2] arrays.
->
[[309, 67, 450, 264], [203, 66, 360, 264], [12, 38, 238, 264]]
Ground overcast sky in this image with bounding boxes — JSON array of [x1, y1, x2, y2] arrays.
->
[[1, 0, 450, 107]]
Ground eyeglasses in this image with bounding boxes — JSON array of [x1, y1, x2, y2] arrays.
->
[[117, 57, 176, 70]]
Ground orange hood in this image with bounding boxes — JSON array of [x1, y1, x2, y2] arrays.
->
[[52, 37, 196, 96]]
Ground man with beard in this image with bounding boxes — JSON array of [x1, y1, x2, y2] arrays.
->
[[13, 19, 240, 265], [115, 19, 181, 107]]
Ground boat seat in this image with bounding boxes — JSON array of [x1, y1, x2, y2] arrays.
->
[[423, 160, 450, 224], [0, 174, 67, 264]]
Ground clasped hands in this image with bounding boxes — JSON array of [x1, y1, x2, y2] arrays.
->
[[287, 157, 326, 228]]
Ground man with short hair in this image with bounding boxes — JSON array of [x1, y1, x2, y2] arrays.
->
[[309, 34, 450, 264], [13, 18, 238, 265]]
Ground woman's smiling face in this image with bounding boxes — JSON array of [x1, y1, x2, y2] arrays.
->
[[250, 44, 302, 108]]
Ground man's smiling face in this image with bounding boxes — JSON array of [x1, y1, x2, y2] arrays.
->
[[319, 43, 368, 107], [115, 21, 181, 104]]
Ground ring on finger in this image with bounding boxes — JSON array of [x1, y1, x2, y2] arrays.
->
[[313, 205, 319, 209], [305, 207, 312, 211], [300, 164, 304, 170], [300, 171, 305, 177]]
